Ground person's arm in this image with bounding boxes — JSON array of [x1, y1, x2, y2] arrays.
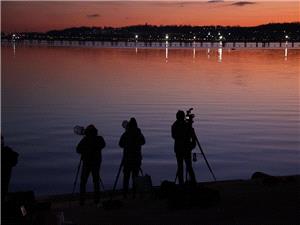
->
[[119, 133, 126, 148], [99, 136, 106, 149], [139, 130, 145, 146], [171, 123, 177, 139], [76, 138, 85, 154]]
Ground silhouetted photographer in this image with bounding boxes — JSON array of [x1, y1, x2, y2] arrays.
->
[[76, 125, 106, 205], [119, 118, 145, 197], [172, 110, 197, 185], [1, 136, 19, 200]]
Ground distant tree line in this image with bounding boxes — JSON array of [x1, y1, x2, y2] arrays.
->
[[2, 23, 300, 42]]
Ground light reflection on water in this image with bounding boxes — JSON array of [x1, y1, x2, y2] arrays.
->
[[2, 45, 300, 195]]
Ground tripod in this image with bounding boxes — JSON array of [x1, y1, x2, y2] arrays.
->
[[111, 158, 124, 193], [184, 108, 216, 182], [72, 158, 106, 195], [111, 157, 144, 194], [192, 127, 217, 181], [174, 128, 216, 183]]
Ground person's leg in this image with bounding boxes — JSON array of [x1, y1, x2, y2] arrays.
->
[[91, 164, 100, 204], [176, 153, 184, 185], [132, 165, 140, 198], [1, 168, 12, 200], [80, 163, 91, 205], [184, 153, 197, 185]]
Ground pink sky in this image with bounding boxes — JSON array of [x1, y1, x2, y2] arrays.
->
[[1, 1, 299, 32]]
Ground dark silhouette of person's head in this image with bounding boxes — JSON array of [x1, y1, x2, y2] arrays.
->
[[176, 110, 185, 121], [84, 124, 98, 137], [128, 117, 138, 130]]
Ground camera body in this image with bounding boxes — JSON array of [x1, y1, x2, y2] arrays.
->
[[185, 108, 195, 124]]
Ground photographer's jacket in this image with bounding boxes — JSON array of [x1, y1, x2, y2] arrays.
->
[[119, 127, 145, 164], [172, 120, 195, 154], [77, 136, 106, 164]]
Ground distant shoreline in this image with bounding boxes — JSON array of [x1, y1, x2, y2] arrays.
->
[[2, 39, 300, 49]]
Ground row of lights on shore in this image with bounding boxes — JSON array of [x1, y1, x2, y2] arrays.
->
[[135, 34, 223, 41], [10, 32, 290, 43], [134, 33, 289, 62], [134, 33, 289, 42], [11, 33, 290, 61]]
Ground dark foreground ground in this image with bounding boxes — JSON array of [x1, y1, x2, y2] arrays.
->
[[3, 174, 300, 225]]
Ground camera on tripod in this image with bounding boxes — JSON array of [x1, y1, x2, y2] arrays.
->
[[185, 107, 216, 181], [185, 108, 195, 124], [74, 125, 85, 135]]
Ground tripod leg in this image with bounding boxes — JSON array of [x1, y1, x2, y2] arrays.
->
[[112, 158, 124, 193], [174, 171, 178, 183], [99, 177, 105, 191], [194, 131, 217, 181], [139, 167, 144, 176], [72, 159, 82, 195]]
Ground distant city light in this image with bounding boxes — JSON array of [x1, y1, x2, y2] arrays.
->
[[219, 36, 223, 40], [285, 35, 289, 47], [165, 34, 169, 40], [193, 36, 196, 40], [135, 34, 138, 39]]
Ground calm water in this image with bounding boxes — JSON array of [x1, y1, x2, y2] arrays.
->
[[2, 45, 300, 195]]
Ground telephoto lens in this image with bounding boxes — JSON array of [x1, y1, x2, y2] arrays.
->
[[122, 120, 128, 129], [74, 126, 85, 135]]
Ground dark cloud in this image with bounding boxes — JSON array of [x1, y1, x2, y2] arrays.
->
[[208, 0, 225, 3], [231, 1, 256, 7], [86, 14, 100, 18], [145, 1, 205, 8]]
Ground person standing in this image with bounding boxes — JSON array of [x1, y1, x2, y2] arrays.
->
[[172, 110, 197, 186], [119, 118, 145, 197], [76, 125, 106, 205], [1, 136, 19, 200]]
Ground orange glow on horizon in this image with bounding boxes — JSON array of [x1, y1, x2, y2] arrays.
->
[[2, 1, 299, 33]]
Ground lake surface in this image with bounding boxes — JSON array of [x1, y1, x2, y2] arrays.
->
[[2, 45, 300, 195]]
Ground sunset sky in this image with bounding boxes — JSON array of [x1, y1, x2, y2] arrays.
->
[[1, 1, 299, 33]]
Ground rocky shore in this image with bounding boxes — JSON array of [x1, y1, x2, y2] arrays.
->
[[5, 173, 298, 225]]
